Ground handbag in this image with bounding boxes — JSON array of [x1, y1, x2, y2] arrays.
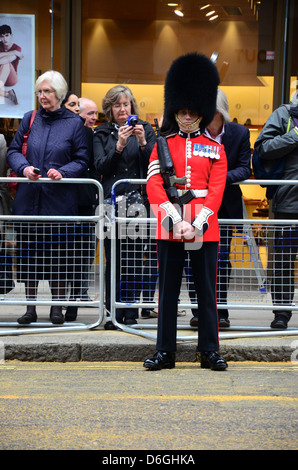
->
[[8, 110, 37, 192], [104, 190, 144, 221]]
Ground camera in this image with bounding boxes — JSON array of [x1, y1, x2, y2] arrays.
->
[[33, 168, 41, 175], [127, 115, 138, 127]]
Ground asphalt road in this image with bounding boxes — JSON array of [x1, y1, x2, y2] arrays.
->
[[0, 361, 297, 452]]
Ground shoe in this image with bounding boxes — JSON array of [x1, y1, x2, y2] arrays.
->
[[50, 307, 64, 325], [65, 306, 78, 322], [270, 315, 288, 329], [17, 309, 37, 325], [143, 351, 175, 371], [124, 318, 138, 325], [8, 89, 18, 105], [219, 317, 230, 328], [104, 320, 120, 330], [200, 351, 228, 371], [141, 308, 158, 319], [190, 316, 198, 327]]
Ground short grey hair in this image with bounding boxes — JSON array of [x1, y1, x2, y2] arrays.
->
[[102, 85, 138, 123], [35, 70, 68, 105], [79, 97, 97, 112], [216, 89, 231, 125]]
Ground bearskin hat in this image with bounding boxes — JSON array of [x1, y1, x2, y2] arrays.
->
[[163, 52, 220, 130]]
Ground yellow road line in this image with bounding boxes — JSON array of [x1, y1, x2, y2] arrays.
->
[[0, 394, 297, 402], [1, 361, 298, 370], [0, 362, 298, 376]]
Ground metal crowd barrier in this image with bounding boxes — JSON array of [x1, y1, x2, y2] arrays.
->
[[108, 179, 298, 342], [0, 177, 105, 336]]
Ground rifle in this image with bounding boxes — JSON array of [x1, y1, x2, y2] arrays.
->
[[154, 119, 186, 205]]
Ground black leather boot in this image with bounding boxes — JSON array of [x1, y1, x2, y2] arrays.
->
[[270, 314, 289, 329], [143, 351, 175, 371], [200, 351, 228, 371], [65, 306, 78, 322], [17, 306, 37, 325], [50, 306, 64, 324]]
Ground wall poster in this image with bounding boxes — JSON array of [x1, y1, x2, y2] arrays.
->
[[0, 14, 35, 119]]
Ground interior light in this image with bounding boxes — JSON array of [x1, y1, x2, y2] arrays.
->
[[167, 3, 179, 6], [206, 10, 215, 16], [174, 9, 184, 17], [200, 4, 210, 9], [209, 15, 219, 21]]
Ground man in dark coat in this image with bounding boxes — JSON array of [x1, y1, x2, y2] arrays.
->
[[254, 91, 298, 329], [189, 89, 251, 327]]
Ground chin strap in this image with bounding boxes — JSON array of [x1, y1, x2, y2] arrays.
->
[[175, 114, 202, 131]]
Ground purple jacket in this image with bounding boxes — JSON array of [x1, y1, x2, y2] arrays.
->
[[7, 106, 88, 216]]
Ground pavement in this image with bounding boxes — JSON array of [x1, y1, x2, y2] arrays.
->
[[1, 304, 298, 363]]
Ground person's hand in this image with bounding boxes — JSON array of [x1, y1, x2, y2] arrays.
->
[[14, 50, 24, 60], [24, 166, 41, 181], [117, 124, 133, 148], [47, 168, 62, 180], [173, 220, 195, 240], [180, 220, 196, 239], [132, 124, 146, 146]]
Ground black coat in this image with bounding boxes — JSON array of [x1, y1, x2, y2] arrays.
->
[[217, 122, 251, 219], [93, 120, 156, 199]]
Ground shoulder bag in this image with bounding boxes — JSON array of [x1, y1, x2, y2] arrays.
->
[[8, 110, 37, 192]]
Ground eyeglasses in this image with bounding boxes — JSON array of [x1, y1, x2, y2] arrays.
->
[[36, 89, 56, 97], [112, 103, 130, 109]]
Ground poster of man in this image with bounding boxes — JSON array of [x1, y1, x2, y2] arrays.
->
[[0, 14, 35, 119]]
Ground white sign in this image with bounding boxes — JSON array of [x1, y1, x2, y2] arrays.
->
[[266, 50, 275, 60], [0, 14, 35, 119]]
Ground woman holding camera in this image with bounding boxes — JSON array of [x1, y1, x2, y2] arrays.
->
[[93, 85, 156, 328]]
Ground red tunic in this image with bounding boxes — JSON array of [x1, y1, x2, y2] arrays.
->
[[146, 130, 227, 242]]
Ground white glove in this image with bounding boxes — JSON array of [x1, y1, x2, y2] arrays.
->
[[160, 201, 182, 232], [192, 207, 213, 234]]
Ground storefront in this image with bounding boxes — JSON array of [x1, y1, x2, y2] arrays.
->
[[0, 0, 297, 206]]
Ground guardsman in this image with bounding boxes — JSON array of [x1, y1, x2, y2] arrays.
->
[[143, 53, 228, 371]]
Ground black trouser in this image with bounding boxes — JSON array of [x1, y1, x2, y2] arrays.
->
[[187, 224, 232, 319], [104, 234, 143, 323], [142, 224, 158, 303], [271, 212, 298, 320], [68, 222, 96, 300], [216, 224, 233, 318], [156, 240, 219, 352]]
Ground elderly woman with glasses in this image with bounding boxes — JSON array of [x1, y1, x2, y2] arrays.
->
[[7, 70, 89, 325]]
